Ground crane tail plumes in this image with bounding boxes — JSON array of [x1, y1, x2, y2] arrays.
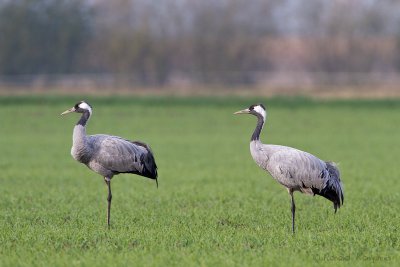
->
[[313, 162, 344, 212], [127, 141, 158, 183]]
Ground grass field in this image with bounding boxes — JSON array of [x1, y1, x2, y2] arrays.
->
[[0, 95, 399, 266]]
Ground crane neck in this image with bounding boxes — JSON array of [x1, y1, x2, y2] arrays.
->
[[251, 114, 265, 141], [77, 110, 91, 127], [72, 111, 91, 163]]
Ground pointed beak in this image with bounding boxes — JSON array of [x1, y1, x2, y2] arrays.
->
[[61, 107, 75, 116], [234, 108, 250, 115]]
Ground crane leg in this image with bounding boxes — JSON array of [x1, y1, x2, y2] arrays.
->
[[105, 177, 112, 228], [288, 189, 296, 234]]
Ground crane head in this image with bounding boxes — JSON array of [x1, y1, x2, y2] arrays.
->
[[61, 101, 93, 116], [234, 104, 266, 120]]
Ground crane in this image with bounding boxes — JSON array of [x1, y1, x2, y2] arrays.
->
[[61, 101, 158, 228], [234, 103, 343, 233]]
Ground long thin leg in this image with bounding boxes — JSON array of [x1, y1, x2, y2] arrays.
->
[[288, 189, 296, 234], [105, 177, 112, 228]]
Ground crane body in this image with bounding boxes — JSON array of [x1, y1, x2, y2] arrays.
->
[[62, 101, 158, 227], [235, 104, 343, 233]]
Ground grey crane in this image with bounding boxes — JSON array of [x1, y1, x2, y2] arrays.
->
[[234, 104, 343, 233], [61, 101, 158, 228]]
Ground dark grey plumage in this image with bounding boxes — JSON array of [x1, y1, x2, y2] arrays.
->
[[235, 104, 344, 233], [62, 101, 158, 227]]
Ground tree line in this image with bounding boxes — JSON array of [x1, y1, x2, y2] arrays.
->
[[0, 0, 399, 85]]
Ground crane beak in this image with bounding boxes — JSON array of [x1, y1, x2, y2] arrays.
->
[[234, 108, 250, 115], [61, 107, 76, 116]]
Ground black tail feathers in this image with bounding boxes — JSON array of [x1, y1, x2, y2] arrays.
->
[[313, 162, 344, 212]]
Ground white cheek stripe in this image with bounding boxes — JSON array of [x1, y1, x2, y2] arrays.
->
[[253, 105, 266, 119], [79, 102, 92, 113]]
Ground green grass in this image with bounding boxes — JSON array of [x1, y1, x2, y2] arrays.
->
[[0, 95, 399, 266]]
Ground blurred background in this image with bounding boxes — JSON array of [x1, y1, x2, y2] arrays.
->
[[1, 0, 400, 97]]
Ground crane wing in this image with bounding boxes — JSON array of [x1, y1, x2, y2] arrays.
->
[[255, 144, 343, 211], [88, 135, 158, 179], [265, 146, 328, 192]]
